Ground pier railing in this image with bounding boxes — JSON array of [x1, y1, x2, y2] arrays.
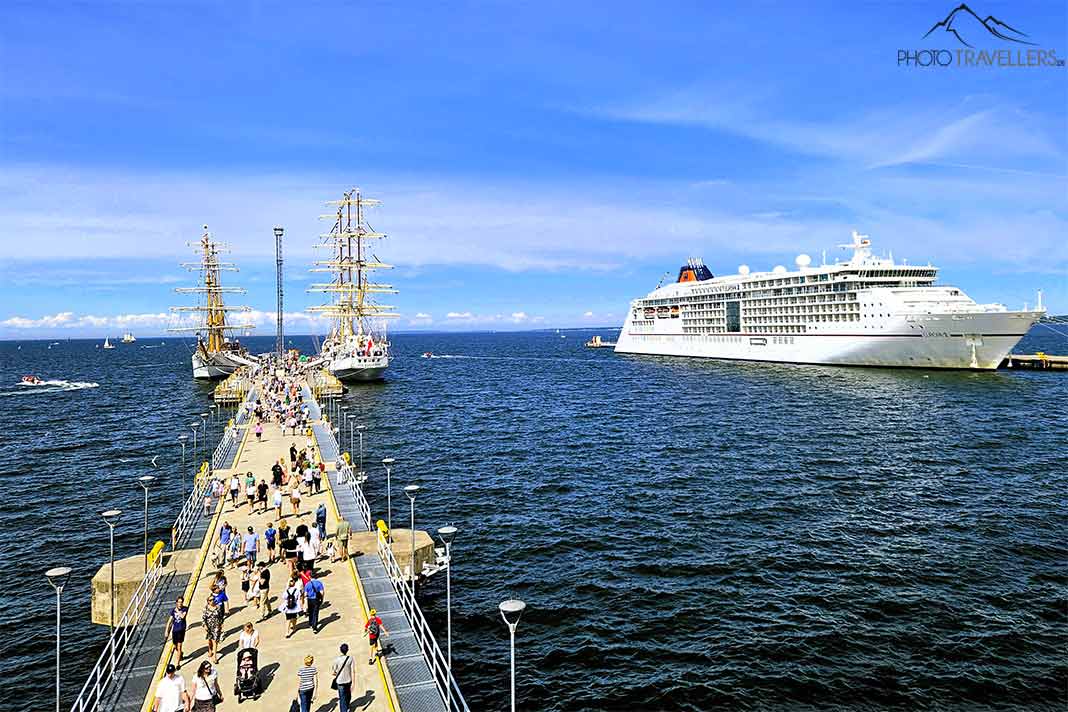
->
[[377, 527, 470, 712], [338, 462, 372, 531], [69, 551, 165, 712], [171, 467, 212, 550]]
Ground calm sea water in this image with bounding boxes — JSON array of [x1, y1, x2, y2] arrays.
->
[[1, 329, 1065, 711]]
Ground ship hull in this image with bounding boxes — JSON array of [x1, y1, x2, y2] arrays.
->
[[614, 310, 1042, 370], [192, 350, 256, 380], [328, 354, 389, 381]]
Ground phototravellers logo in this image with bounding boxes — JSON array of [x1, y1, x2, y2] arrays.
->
[[898, 3, 1064, 68]]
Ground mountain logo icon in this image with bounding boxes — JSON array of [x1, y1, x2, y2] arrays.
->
[[923, 3, 1036, 48]]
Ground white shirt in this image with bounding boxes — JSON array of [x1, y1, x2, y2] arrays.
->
[[272, 490, 283, 506], [239, 629, 260, 650], [154, 674, 186, 711], [192, 673, 217, 701], [229, 476, 240, 491]]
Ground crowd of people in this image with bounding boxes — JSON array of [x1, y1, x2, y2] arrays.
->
[[153, 363, 384, 712]]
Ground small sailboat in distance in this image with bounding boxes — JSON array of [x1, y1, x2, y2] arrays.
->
[[103, 337, 115, 349]]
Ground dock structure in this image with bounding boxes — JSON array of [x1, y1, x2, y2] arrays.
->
[[71, 366, 467, 712], [1000, 353, 1068, 370]]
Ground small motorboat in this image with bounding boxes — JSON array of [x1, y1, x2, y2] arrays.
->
[[21, 375, 42, 385], [422, 352, 433, 359]]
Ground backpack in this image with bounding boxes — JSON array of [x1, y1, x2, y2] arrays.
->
[[367, 617, 380, 636], [286, 587, 298, 610]]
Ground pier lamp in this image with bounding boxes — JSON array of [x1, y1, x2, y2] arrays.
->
[[499, 599, 527, 712], [137, 475, 155, 573], [209, 403, 217, 425], [404, 485, 420, 596], [355, 423, 366, 473], [347, 414, 356, 463], [177, 435, 188, 501], [189, 421, 200, 471], [382, 458, 395, 537], [101, 510, 122, 636], [437, 525, 458, 689], [200, 412, 209, 466], [46, 565, 72, 712]]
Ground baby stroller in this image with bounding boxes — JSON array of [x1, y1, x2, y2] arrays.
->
[[233, 647, 262, 702]]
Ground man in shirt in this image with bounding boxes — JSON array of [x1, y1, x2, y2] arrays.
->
[[256, 562, 271, 620], [334, 518, 351, 562], [364, 609, 389, 664], [152, 664, 190, 712], [242, 526, 259, 566], [332, 643, 356, 712], [303, 570, 325, 633]]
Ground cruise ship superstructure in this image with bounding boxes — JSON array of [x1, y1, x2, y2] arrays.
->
[[615, 232, 1044, 369], [308, 189, 398, 381], [169, 226, 258, 379]]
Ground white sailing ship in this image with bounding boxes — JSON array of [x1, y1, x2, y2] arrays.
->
[[121, 332, 136, 343], [308, 189, 398, 381], [169, 226, 258, 379], [615, 231, 1045, 369]]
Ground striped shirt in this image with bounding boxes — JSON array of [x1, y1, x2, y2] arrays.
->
[[297, 666, 317, 691]]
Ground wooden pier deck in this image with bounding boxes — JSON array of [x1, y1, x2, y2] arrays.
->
[[139, 376, 398, 712]]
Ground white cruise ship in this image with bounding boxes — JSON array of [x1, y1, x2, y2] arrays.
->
[[615, 231, 1044, 369]]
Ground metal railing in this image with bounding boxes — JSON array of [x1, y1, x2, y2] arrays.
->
[[338, 463, 372, 531], [377, 527, 470, 711], [171, 468, 212, 550], [69, 552, 165, 712]]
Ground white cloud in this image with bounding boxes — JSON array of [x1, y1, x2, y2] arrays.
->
[[583, 310, 594, 318], [446, 311, 473, 319], [510, 311, 528, 321], [414, 312, 431, 319]]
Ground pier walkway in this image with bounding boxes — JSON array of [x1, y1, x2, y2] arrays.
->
[[71, 364, 467, 712], [138, 401, 396, 711]]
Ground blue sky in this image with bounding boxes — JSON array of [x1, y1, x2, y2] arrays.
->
[[1, 1, 1065, 337]]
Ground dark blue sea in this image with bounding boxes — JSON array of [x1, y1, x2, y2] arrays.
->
[[1, 329, 1066, 711]]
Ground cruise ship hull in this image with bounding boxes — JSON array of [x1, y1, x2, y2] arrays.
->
[[615, 311, 1042, 370], [192, 350, 258, 380]]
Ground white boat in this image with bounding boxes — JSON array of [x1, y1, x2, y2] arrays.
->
[[168, 225, 257, 379], [308, 189, 399, 382], [121, 332, 136, 343], [103, 337, 115, 350], [615, 231, 1045, 370]]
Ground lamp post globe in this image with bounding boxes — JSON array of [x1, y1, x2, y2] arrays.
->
[[437, 524, 459, 694], [138, 475, 155, 573], [46, 566, 72, 712], [499, 598, 527, 712], [404, 485, 420, 595], [101, 510, 122, 634], [382, 458, 395, 536]]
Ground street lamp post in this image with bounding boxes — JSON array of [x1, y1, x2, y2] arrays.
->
[[404, 485, 420, 596], [356, 424, 366, 474], [46, 566, 73, 712], [437, 525, 458, 706], [177, 435, 188, 501], [499, 599, 527, 712], [209, 403, 217, 425], [200, 412, 209, 469], [190, 421, 200, 472], [102, 510, 122, 636], [382, 458, 395, 538], [347, 414, 355, 463], [138, 476, 155, 573]]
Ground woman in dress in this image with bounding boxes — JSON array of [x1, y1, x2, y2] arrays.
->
[[191, 660, 222, 711], [202, 594, 224, 664]]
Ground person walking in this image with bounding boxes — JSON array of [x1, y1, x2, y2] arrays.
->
[[242, 526, 259, 566], [228, 474, 240, 506], [289, 443, 298, 469], [244, 472, 256, 509], [280, 574, 303, 638], [257, 479, 269, 512], [210, 571, 228, 617], [290, 486, 302, 517], [296, 655, 318, 712], [191, 660, 222, 711], [363, 609, 389, 664], [264, 522, 277, 563], [312, 463, 322, 494], [152, 664, 190, 712], [202, 593, 223, 664], [272, 486, 284, 520], [334, 517, 351, 562], [239, 621, 260, 651], [218, 522, 233, 566], [315, 502, 328, 541], [332, 643, 356, 712], [163, 596, 189, 670], [303, 570, 325, 633], [272, 459, 284, 487], [254, 421, 263, 442], [255, 561, 271, 620]]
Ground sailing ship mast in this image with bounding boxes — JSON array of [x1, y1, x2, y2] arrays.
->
[[169, 225, 254, 348], [308, 189, 398, 344]]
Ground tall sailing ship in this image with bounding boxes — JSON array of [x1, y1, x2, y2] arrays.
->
[[169, 226, 258, 379], [308, 189, 398, 381], [615, 231, 1045, 369]]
